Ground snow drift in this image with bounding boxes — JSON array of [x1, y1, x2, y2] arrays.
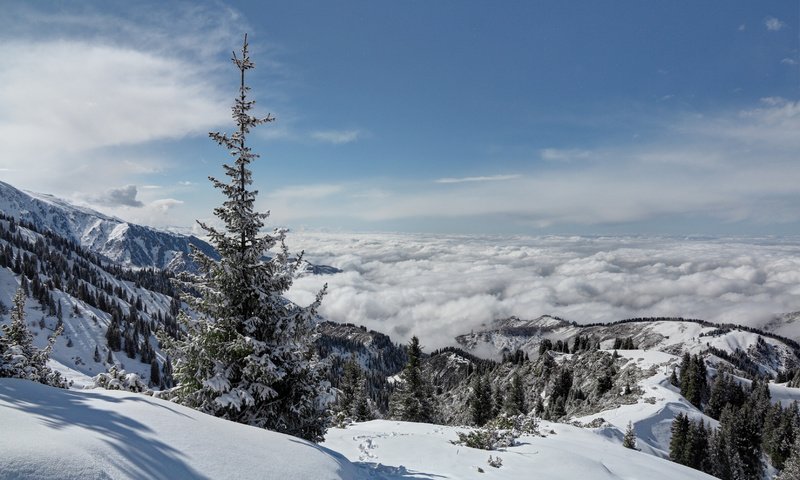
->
[[0, 378, 360, 480]]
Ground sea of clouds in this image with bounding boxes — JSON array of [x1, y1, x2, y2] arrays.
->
[[285, 233, 800, 349]]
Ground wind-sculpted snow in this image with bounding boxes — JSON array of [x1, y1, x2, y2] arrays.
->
[[0, 378, 363, 480], [323, 419, 716, 479], [0, 377, 718, 480], [286, 232, 800, 348]]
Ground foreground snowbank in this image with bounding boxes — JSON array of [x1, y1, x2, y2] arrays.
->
[[0, 378, 360, 480], [0, 377, 717, 480], [323, 420, 716, 479]]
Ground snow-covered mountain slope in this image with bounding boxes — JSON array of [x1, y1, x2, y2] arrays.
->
[[457, 315, 800, 376], [456, 315, 581, 358], [323, 419, 716, 480], [315, 321, 408, 413], [0, 378, 362, 480], [0, 376, 716, 480], [0, 180, 217, 272], [573, 349, 715, 459], [574, 348, 800, 460], [0, 214, 182, 384], [764, 311, 800, 343]]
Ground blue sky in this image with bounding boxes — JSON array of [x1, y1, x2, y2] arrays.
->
[[0, 1, 798, 235]]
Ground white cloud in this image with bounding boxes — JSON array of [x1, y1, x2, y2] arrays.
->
[[765, 16, 786, 31], [150, 198, 184, 213], [761, 96, 787, 106], [286, 233, 800, 349], [435, 174, 521, 184], [91, 197, 186, 227], [782, 58, 799, 66], [311, 129, 361, 144], [90, 185, 144, 208], [0, 4, 246, 199], [265, 98, 800, 229], [270, 184, 345, 200], [540, 148, 593, 162]]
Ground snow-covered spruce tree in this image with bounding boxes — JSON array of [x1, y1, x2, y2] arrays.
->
[[334, 358, 371, 423], [390, 336, 435, 423], [0, 288, 68, 388], [470, 373, 493, 426], [162, 34, 328, 442], [779, 436, 800, 480], [623, 421, 637, 450]]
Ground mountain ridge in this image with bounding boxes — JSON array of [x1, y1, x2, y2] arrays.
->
[[0, 180, 216, 273]]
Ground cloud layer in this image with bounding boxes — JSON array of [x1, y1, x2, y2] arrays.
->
[[286, 233, 800, 349], [263, 98, 800, 233], [0, 3, 243, 216]]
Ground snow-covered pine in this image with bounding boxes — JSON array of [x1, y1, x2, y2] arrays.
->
[[0, 288, 68, 388], [333, 358, 372, 424], [162, 34, 328, 442], [92, 365, 149, 393], [623, 420, 637, 449], [390, 336, 436, 423], [779, 437, 800, 480]]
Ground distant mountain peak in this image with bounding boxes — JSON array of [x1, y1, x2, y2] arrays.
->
[[0, 180, 215, 273]]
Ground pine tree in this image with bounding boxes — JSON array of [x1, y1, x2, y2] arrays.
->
[[338, 359, 361, 415], [149, 359, 161, 387], [352, 377, 371, 422], [492, 382, 504, 418], [336, 358, 371, 421], [504, 371, 526, 415], [686, 419, 709, 469], [470, 373, 493, 426], [390, 336, 435, 423], [93, 345, 101, 363], [161, 355, 174, 389], [0, 288, 67, 387], [680, 354, 707, 409], [718, 403, 763, 480], [669, 368, 679, 388], [670, 413, 689, 464], [779, 436, 800, 480], [709, 427, 731, 479], [623, 421, 637, 450], [706, 373, 728, 420], [161, 34, 328, 442]]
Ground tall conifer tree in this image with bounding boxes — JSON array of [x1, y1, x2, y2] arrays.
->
[[163, 34, 328, 442], [390, 336, 435, 423]]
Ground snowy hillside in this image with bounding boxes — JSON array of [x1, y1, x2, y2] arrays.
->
[[0, 265, 169, 385], [573, 348, 800, 474], [0, 214, 182, 385], [0, 180, 216, 272], [0, 377, 717, 480], [764, 311, 800, 343], [0, 378, 361, 480], [323, 419, 716, 479], [457, 315, 800, 375]]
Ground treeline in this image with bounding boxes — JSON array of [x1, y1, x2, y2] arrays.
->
[[0, 213, 180, 387], [315, 322, 408, 414], [538, 334, 602, 355], [670, 354, 800, 478], [431, 346, 498, 373], [580, 315, 800, 355]]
